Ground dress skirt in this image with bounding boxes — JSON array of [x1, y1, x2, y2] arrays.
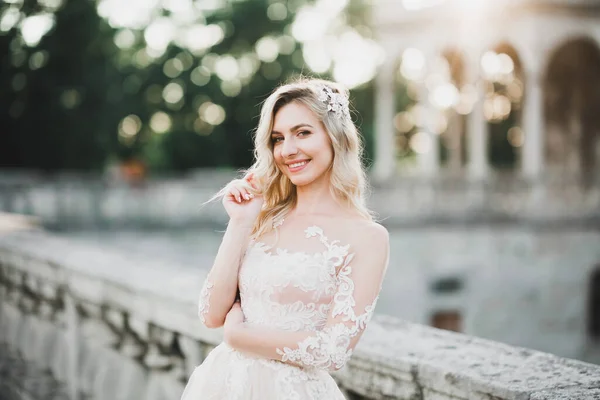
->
[[180, 342, 346, 400]]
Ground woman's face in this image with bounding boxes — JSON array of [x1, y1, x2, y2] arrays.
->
[[271, 101, 334, 187]]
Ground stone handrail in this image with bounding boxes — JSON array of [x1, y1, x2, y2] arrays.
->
[[1, 228, 600, 399], [372, 0, 600, 33], [1, 172, 599, 230]]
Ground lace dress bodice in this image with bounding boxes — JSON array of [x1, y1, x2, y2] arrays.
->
[[196, 223, 388, 373], [182, 223, 389, 400], [239, 226, 349, 333]]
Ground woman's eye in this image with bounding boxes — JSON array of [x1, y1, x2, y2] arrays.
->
[[298, 130, 311, 137], [272, 136, 283, 143]]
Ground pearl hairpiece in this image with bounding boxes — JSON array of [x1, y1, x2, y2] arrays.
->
[[317, 85, 350, 119]]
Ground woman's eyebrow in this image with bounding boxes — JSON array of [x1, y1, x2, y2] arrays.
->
[[271, 123, 313, 135]]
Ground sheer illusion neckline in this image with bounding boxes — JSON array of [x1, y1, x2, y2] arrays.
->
[[251, 225, 338, 259], [251, 241, 329, 259]]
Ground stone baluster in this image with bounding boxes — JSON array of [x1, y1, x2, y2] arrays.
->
[[65, 292, 80, 400], [123, 315, 148, 359], [145, 324, 174, 370]]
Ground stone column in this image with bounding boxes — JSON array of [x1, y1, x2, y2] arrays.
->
[[372, 53, 398, 183], [521, 64, 544, 180], [465, 49, 490, 180], [416, 76, 440, 176], [64, 293, 80, 400], [446, 111, 464, 171]]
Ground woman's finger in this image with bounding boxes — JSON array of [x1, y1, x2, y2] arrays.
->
[[227, 187, 242, 203], [245, 173, 257, 189]]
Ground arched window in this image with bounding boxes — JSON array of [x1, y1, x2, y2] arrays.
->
[[588, 266, 600, 339], [431, 310, 462, 332]]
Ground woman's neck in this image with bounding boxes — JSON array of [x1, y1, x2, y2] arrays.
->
[[293, 176, 341, 216]]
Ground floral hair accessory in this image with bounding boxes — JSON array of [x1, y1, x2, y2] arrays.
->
[[317, 85, 350, 119]]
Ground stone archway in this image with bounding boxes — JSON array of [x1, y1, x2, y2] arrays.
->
[[589, 266, 600, 340], [544, 37, 600, 186], [440, 48, 467, 172], [483, 42, 525, 171]]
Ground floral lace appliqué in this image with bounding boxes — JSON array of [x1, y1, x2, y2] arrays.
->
[[197, 275, 214, 324]]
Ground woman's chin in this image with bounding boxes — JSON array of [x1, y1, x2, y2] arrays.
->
[[289, 175, 312, 187]]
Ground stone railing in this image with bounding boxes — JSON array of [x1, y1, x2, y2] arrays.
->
[[1, 171, 598, 229], [372, 0, 600, 30], [1, 227, 600, 400]]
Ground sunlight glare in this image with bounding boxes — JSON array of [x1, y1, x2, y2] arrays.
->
[[199, 102, 226, 125], [456, 0, 486, 12], [400, 48, 426, 81], [97, 0, 158, 29], [316, 0, 348, 14], [332, 31, 384, 88], [150, 112, 172, 134], [507, 126, 524, 147], [162, 82, 184, 104], [221, 80, 242, 97], [114, 29, 136, 49], [255, 36, 279, 63], [291, 6, 329, 42], [402, 0, 444, 11], [267, 3, 287, 21], [181, 24, 224, 54], [119, 115, 142, 138], [497, 53, 515, 75], [144, 17, 176, 55], [238, 53, 260, 81], [0, 7, 21, 32], [190, 66, 211, 86], [303, 41, 332, 73], [20, 14, 55, 47], [38, 0, 64, 11], [430, 83, 459, 109], [214, 55, 239, 81], [481, 51, 501, 79], [409, 131, 432, 154]]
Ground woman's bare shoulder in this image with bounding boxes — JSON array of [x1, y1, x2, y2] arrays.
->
[[328, 218, 388, 250], [350, 220, 388, 244]]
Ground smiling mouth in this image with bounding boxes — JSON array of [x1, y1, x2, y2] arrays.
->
[[287, 160, 310, 172]]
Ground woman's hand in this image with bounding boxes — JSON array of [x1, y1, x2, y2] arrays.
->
[[223, 302, 245, 347], [223, 173, 264, 226]]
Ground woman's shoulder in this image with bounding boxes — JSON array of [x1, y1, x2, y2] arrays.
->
[[344, 219, 388, 247], [320, 217, 388, 250]]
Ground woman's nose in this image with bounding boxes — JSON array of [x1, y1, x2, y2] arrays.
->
[[281, 138, 298, 158]]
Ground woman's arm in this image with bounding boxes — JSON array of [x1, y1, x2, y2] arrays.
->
[[224, 223, 390, 371], [198, 220, 254, 328], [199, 174, 263, 328]]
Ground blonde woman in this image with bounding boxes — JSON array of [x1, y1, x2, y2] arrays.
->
[[180, 78, 390, 399]]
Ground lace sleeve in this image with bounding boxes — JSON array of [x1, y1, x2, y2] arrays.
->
[[198, 241, 251, 325], [197, 272, 214, 324], [227, 224, 390, 372], [275, 232, 389, 371]]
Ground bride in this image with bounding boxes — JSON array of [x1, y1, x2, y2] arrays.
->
[[180, 78, 390, 399]]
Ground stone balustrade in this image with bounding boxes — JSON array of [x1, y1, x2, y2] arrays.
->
[[1, 228, 600, 400], [1, 171, 598, 230]]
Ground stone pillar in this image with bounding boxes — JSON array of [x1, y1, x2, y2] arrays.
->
[[372, 53, 397, 183], [416, 77, 440, 176], [64, 293, 80, 400], [465, 49, 490, 180], [446, 111, 464, 172], [521, 65, 544, 180]]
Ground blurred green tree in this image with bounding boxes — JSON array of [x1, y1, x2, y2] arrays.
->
[[0, 0, 122, 170], [0, 0, 378, 173]]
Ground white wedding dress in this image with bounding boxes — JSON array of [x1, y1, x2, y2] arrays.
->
[[180, 224, 386, 400]]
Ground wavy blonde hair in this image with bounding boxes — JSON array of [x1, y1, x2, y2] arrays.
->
[[245, 77, 374, 238]]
